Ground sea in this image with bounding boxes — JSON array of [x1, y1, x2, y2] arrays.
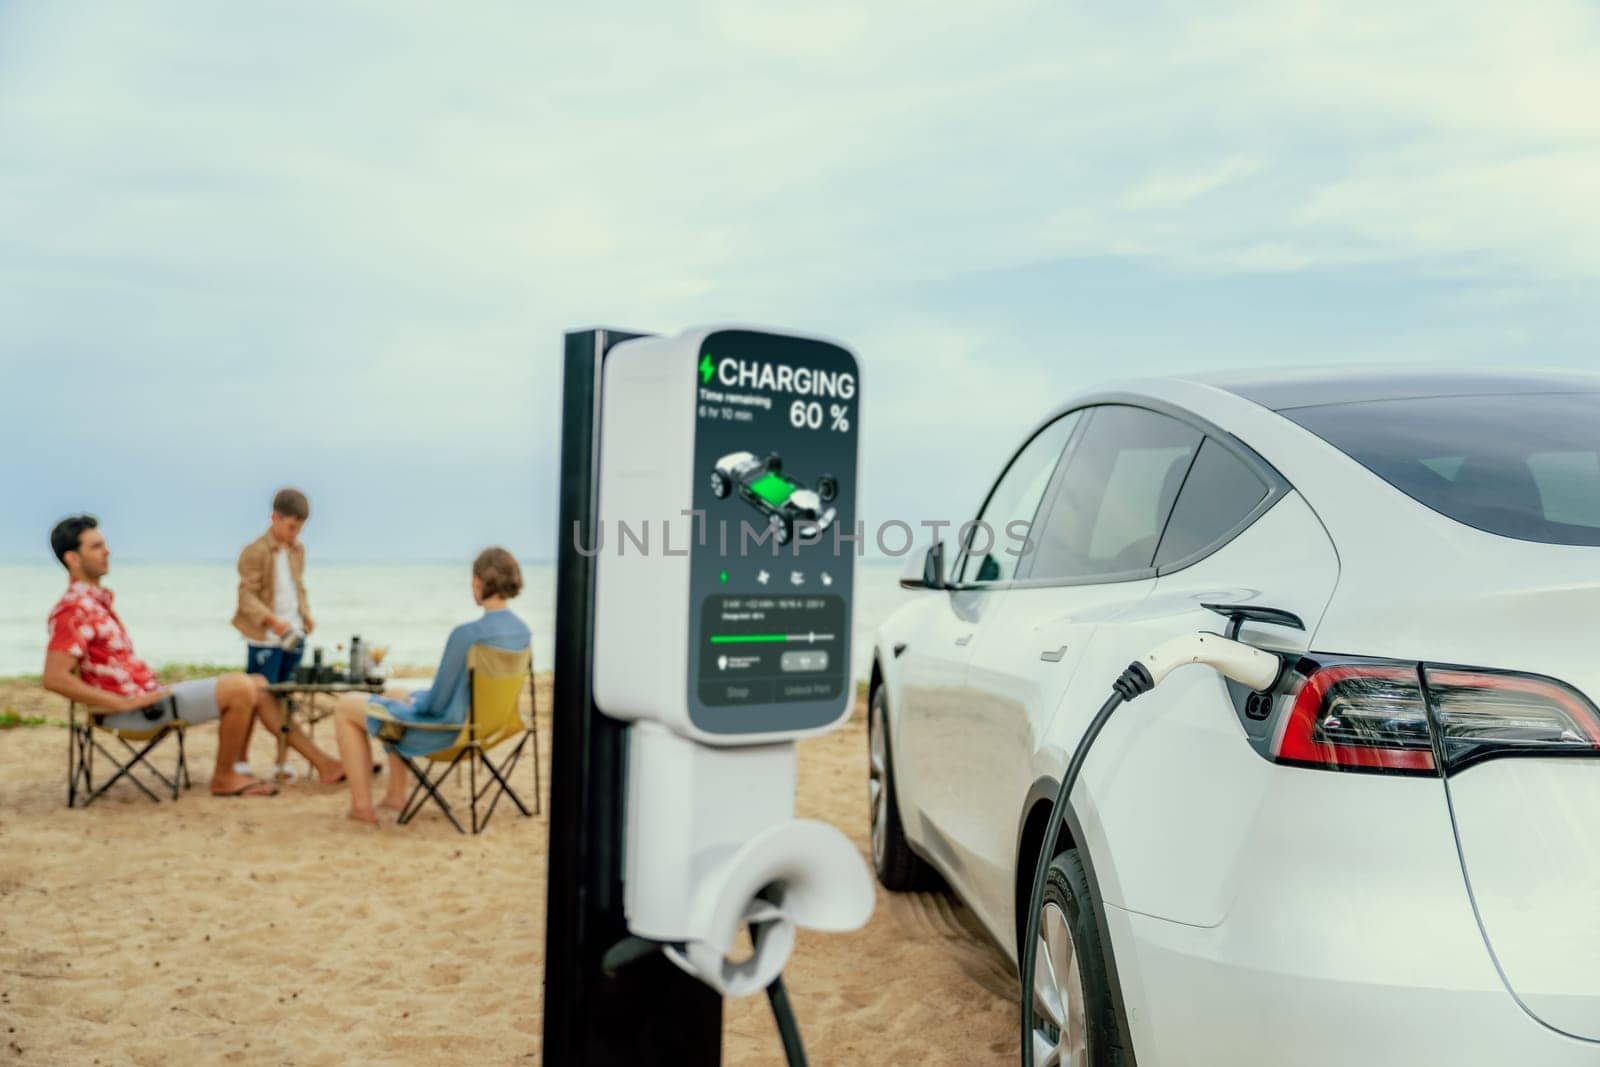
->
[[0, 559, 917, 681]]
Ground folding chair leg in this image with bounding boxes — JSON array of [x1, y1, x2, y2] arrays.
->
[[83, 734, 167, 805], [68, 723, 88, 808], [177, 728, 191, 792], [398, 754, 469, 834], [469, 739, 480, 834], [475, 737, 533, 832], [531, 716, 542, 816], [77, 728, 97, 806], [117, 734, 180, 795]]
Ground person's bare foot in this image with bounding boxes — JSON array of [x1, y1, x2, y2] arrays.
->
[[314, 762, 348, 786], [346, 807, 380, 825]]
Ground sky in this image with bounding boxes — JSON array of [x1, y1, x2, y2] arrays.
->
[[1, 1, 1598, 562]]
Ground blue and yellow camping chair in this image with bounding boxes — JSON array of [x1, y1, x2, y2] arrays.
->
[[368, 644, 540, 834]]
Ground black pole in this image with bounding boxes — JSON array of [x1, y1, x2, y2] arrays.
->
[[542, 328, 724, 1065]]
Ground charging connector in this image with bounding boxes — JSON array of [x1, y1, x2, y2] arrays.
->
[[1019, 632, 1291, 1066]]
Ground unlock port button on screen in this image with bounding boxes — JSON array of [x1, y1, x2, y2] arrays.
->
[[780, 650, 829, 673]]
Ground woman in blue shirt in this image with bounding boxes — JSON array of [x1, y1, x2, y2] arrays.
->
[[333, 547, 531, 824]]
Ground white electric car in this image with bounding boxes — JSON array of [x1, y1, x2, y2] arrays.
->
[[869, 369, 1600, 1066]]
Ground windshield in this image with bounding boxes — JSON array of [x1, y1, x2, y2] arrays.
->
[[1285, 392, 1600, 547]]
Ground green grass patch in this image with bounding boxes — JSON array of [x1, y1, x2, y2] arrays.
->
[[154, 662, 237, 683], [0, 708, 52, 729]]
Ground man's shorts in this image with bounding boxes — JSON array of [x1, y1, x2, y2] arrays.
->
[[246, 643, 303, 684], [99, 678, 222, 732]]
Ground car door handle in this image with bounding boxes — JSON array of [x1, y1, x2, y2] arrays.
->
[[955, 634, 973, 647], [1039, 645, 1068, 663]]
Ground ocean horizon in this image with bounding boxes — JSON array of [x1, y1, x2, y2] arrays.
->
[[0, 559, 915, 680]]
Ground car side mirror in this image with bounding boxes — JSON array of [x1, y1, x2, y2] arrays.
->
[[900, 542, 948, 590]]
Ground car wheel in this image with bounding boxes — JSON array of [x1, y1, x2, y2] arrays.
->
[[816, 474, 838, 503], [1031, 850, 1126, 1067], [765, 451, 783, 474], [868, 686, 937, 891], [771, 516, 792, 545], [710, 470, 731, 499]]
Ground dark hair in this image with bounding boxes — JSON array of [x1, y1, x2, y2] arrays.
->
[[272, 488, 310, 521], [473, 546, 523, 600], [50, 514, 99, 567]]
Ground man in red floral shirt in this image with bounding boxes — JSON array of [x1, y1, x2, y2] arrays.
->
[[43, 515, 291, 797]]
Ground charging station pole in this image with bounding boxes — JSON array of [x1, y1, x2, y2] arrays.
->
[[541, 327, 723, 1065]]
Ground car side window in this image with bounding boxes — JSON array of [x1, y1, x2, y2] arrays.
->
[[957, 411, 1080, 584], [1153, 437, 1270, 569], [1027, 406, 1202, 581]]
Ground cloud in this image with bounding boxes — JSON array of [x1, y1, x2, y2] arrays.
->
[[1, 0, 1597, 560], [1125, 158, 1264, 208]]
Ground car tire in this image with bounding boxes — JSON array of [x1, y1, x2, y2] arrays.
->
[[1030, 850, 1127, 1067], [765, 451, 783, 474], [868, 686, 937, 891], [817, 474, 838, 503], [710, 470, 731, 499]]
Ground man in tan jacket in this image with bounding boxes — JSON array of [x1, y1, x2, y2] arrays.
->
[[234, 488, 343, 783], [235, 489, 314, 657]]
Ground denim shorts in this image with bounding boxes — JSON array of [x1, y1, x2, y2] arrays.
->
[[99, 677, 221, 732], [246, 643, 304, 684]]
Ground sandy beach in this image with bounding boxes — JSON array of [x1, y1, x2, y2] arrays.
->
[[0, 673, 1016, 1065]]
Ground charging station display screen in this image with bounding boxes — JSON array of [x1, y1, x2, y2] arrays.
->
[[689, 329, 859, 735]]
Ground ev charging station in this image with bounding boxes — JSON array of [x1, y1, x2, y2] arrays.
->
[[543, 325, 873, 1065]]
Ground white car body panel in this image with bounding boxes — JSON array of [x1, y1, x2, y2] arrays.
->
[[1108, 766, 1594, 1066], [1067, 490, 1339, 929], [963, 574, 1157, 936], [873, 371, 1600, 1061]]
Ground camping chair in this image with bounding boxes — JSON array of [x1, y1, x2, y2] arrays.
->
[[66, 699, 191, 807], [374, 645, 540, 834]]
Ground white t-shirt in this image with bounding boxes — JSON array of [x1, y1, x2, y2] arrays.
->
[[273, 548, 302, 641]]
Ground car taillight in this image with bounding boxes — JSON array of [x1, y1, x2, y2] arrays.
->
[[1272, 660, 1436, 775], [1269, 656, 1600, 776], [1424, 667, 1600, 772]]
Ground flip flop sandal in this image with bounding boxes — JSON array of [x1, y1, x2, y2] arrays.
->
[[214, 780, 279, 798]]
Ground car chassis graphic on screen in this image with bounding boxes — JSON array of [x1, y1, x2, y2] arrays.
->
[[709, 450, 838, 546]]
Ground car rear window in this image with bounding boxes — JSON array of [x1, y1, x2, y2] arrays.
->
[[1154, 438, 1269, 568], [1284, 392, 1600, 546]]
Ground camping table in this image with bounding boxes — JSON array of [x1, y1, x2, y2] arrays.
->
[[265, 680, 384, 782]]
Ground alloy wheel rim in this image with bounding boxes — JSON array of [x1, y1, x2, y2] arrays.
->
[[1031, 901, 1088, 1067], [868, 700, 887, 869]]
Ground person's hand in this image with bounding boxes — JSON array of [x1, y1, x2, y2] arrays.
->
[[117, 688, 170, 713], [269, 617, 291, 638], [302, 619, 315, 636]]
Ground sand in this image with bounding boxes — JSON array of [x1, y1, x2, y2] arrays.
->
[[0, 675, 1016, 1065]]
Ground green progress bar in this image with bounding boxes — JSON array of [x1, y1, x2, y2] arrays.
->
[[710, 634, 788, 644]]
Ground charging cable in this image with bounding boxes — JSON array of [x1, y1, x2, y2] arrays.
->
[[600, 927, 809, 1067], [1018, 632, 1286, 1066], [762, 955, 808, 1066]]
